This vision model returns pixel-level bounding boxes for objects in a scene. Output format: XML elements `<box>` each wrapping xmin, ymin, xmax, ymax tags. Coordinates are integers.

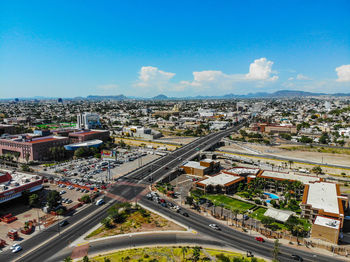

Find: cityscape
<box><xmin>1</xmin><ymin>1</ymin><xmax>350</xmax><ymax>262</ymax></box>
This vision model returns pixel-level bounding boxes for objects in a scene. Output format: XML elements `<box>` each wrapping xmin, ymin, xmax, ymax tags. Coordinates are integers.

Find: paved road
<box><xmin>1</xmin><ymin>122</ymin><xmax>245</xmax><ymax>262</ymax></box>
<box><xmin>140</xmin><ymin>199</ymin><xmax>343</xmax><ymax>262</ymax></box>
<box><xmin>8</xmin><ymin>120</ymin><xmax>344</xmax><ymax>262</ymax></box>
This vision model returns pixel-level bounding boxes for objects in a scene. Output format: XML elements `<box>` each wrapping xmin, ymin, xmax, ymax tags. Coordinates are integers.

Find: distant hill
<box><xmin>86</xmin><ymin>95</ymin><xmax>127</xmax><ymax>100</ymax></box>
<box><xmin>151</xmin><ymin>94</ymin><xmax>169</xmax><ymax>100</ymax></box>
<box><xmin>2</xmin><ymin>90</ymin><xmax>350</xmax><ymax>101</ymax></box>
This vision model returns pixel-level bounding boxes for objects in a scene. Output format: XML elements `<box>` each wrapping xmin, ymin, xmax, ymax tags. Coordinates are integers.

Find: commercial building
<box><xmin>76</xmin><ymin>113</ymin><xmax>101</xmax><ymax>129</ymax></box>
<box><xmin>181</xmin><ymin>159</ymin><xmax>220</xmax><ymax>177</ymax></box>
<box><xmin>257</xmin><ymin>170</ymin><xmax>321</xmax><ymax>184</ymax></box>
<box><xmin>122</xmin><ymin>126</ymin><xmax>162</xmax><ymax>140</ymax></box>
<box><xmin>196</xmin><ymin>172</ymin><xmax>244</xmax><ymax>194</ymax></box>
<box><xmin>311</xmin><ymin>216</ymin><xmax>341</xmax><ymax>244</ymax></box>
<box><xmin>301</xmin><ymin>181</ymin><xmax>347</xmax><ymax>227</ymax></box>
<box><xmin>0</xmin><ymin>135</ymin><xmax>69</xmax><ymax>161</ymax></box>
<box><xmin>251</xmin><ymin>123</ymin><xmax>297</xmax><ymax>134</ymax></box>
<box><xmin>64</xmin><ymin>139</ymin><xmax>103</xmax><ymax>151</ymax></box>
<box><xmin>68</xmin><ymin>130</ymin><xmax>109</xmax><ymax>143</ymax></box>
<box><xmin>0</xmin><ymin>171</ymin><xmax>43</xmax><ymax>204</ymax></box>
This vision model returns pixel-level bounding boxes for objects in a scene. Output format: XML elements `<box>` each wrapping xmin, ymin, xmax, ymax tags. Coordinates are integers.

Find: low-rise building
<box><xmin>311</xmin><ymin>216</ymin><xmax>341</xmax><ymax>244</ymax></box>
<box><xmin>0</xmin><ymin>171</ymin><xmax>43</xmax><ymax>204</ymax></box>
<box><xmin>301</xmin><ymin>181</ymin><xmax>347</xmax><ymax>227</ymax></box>
<box><xmin>0</xmin><ymin>135</ymin><xmax>69</xmax><ymax>161</ymax></box>
<box><xmin>196</xmin><ymin>172</ymin><xmax>244</xmax><ymax>194</ymax></box>
<box><xmin>68</xmin><ymin>130</ymin><xmax>109</xmax><ymax>143</ymax></box>
<box><xmin>181</xmin><ymin>159</ymin><xmax>220</xmax><ymax>177</ymax></box>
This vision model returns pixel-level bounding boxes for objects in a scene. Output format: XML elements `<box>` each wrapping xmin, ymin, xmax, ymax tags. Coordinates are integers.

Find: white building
<box><xmin>77</xmin><ymin>113</ymin><xmax>101</xmax><ymax>130</ymax></box>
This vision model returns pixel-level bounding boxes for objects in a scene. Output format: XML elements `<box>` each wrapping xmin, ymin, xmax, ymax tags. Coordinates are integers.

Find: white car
<box><xmin>12</xmin><ymin>245</ymin><xmax>22</xmax><ymax>253</ymax></box>
<box><xmin>209</xmin><ymin>224</ymin><xmax>220</xmax><ymax>230</ymax></box>
<box><xmin>10</xmin><ymin>243</ymin><xmax>20</xmax><ymax>250</ymax></box>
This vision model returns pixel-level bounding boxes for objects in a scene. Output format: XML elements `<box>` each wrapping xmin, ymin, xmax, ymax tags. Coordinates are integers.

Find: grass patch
<box><xmin>79</xmin><ymin>246</ymin><xmax>266</xmax><ymax>262</ymax></box>
<box><xmin>250</xmin><ymin>207</ymin><xmax>267</xmax><ymax>220</ymax></box>
<box><xmin>86</xmin><ymin>207</ymin><xmax>185</xmax><ymax>239</ymax></box>
<box><xmin>204</xmin><ymin>194</ymin><xmax>255</xmax><ymax>212</ymax></box>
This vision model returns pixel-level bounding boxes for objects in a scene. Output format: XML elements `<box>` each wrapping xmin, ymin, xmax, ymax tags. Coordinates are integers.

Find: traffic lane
<box><xmin>16</xmin><ymin>204</ymin><xmax>111</xmax><ymax>262</ymax></box>
<box><xmin>0</xmin><ymin>201</ymin><xmax>107</xmax><ymax>261</ymax></box>
<box><xmin>140</xmin><ymin>199</ymin><xmax>274</xmax><ymax>259</ymax></box>
<box><xmin>47</xmin><ymin>232</ymin><xmax>224</xmax><ymax>262</ymax></box>
<box><xmin>140</xmin><ymin>199</ymin><xmax>342</xmax><ymax>262</ymax></box>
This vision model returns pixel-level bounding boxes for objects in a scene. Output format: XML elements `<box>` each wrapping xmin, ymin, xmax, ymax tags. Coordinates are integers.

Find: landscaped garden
<box><xmin>203</xmin><ymin>194</ymin><xmax>255</xmax><ymax>212</ymax></box>
<box><xmin>86</xmin><ymin>203</ymin><xmax>185</xmax><ymax>239</ymax></box>
<box><xmin>75</xmin><ymin>246</ymin><xmax>266</xmax><ymax>262</ymax></box>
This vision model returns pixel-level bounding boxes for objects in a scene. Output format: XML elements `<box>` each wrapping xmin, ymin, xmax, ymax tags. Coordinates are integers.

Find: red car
<box><xmin>255</xmin><ymin>237</ymin><xmax>265</xmax><ymax>242</ymax></box>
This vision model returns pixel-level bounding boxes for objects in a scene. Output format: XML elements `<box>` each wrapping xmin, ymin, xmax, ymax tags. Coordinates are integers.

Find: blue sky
<box><xmin>0</xmin><ymin>0</ymin><xmax>349</xmax><ymax>98</ymax></box>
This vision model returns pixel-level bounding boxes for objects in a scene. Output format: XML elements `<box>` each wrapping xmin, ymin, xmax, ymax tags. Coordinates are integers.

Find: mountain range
<box><xmin>1</xmin><ymin>90</ymin><xmax>350</xmax><ymax>101</ymax></box>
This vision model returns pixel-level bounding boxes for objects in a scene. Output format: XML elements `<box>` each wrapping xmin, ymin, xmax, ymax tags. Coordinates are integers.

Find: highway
<box><xmin>1</xmin><ymin>120</ymin><xmax>344</xmax><ymax>262</ymax></box>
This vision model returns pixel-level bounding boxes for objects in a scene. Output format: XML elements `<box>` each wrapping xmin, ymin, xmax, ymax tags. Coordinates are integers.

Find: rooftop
<box><xmin>314</xmin><ymin>216</ymin><xmax>340</xmax><ymax>230</ymax></box>
<box><xmin>306</xmin><ymin>182</ymin><xmax>340</xmax><ymax>215</ymax></box>
<box><xmin>183</xmin><ymin>161</ymin><xmax>207</xmax><ymax>170</ymax></box>
<box><xmin>226</xmin><ymin>167</ymin><xmax>260</xmax><ymax>175</ymax></box>
<box><xmin>199</xmin><ymin>173</ymin><xmax>243</xmax><ymax>186</ymax></box>
<box><xmin>0</xmin><ymin>171</ymin><xmax>42</xmax><ymax>193</ymax></box>
<box><xmin>260</xmin><ymin>170</ymin><xmax>321</xmax><ymax>184</ymax></box>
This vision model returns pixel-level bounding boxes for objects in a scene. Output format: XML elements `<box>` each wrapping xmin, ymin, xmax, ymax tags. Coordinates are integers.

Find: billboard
<box><xmin>101</xmin><ymin>150</ymin><xmax>116</xmax><ymax>160</ymax></box>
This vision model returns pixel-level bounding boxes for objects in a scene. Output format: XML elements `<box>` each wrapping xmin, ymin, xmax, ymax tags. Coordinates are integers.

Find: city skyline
<box><xmin>1</xmin><ymin>1</ymin><xmax>349</xmax><ymax>98</ymax></box>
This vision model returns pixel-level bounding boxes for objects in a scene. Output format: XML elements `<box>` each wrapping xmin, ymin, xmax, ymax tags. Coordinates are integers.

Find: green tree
<box><xmin>104</xmin><ymin>258</ymin><xmax>111</xmax><ymax>262</ymax></box>
<box><xmin>29</xmin><ymin>193</ymin><xmax>39</xmax><ymax>207</ymax></box>
<box><xmin>181</xmin><ymin>246</ymin><xmax>188</xmax><ymax>261</ymax></box>
<box><xmin>101</xmin><ymin>217</ymin><xmax>113</xmax><ymax>229</ymax></box>
<box><xmin>63</xmin><ymin>257</ymin><xmax>72</xmax><ymax>262</ymax></box>
<box><xmin>185</xmin><ymin>196</ymin><xmax>194</xmax><ymax>206</ymax></box>
<box><xmin>311</xmin><ymin>166</ymin><xmax>322</xmax><ymax>176</ymax></box>
<box><xmin>83</xmin><ymin>256</ymin><xmax>90</xmax><ymax>262</ymax></box>
<box><xmin>191</xmin><ymin>246</ymin><xmax>201</xmax><ymax>262</ymax></box>
<box><xmin>272</xmin><ymin>239</ymin><xmax>280</xmax><ymax>262</ymax></box>
<box><xmin>80</xmin><ymin>194</ymin><xmax>91</xmax><ymax>203</ymax></box>
<box><xmin>47</xmin><ymin>190</ymin><xmax>61</xmax><ymax>209</ymax></box>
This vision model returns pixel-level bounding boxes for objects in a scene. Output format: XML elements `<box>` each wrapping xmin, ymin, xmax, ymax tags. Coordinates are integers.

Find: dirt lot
<box><xmin>0</xmin><ymin>182</ymin><xmax>88</xmax><ymax>251</ymax></box>
<box><xmin>86</xmin><ymin>208</ymin><xmax>185</xmax><ymax>240</ymax></box>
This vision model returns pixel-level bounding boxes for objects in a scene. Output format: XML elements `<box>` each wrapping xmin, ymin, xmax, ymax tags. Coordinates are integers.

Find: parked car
<box><xmin>96</xmin><ymin>199</ymin><xmax>105</xmax><ymax>206</ymax></box>
<box><xmin>182</xmin><ymin>212</ymin><xmax>189</xmax><ymax>217</ymax></box>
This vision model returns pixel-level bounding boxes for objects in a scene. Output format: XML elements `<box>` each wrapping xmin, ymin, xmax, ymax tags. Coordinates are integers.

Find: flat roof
<box><xmin>314</xmin><ymin>216</ymin><xmax>340</xmax><ymax>230</ymax></box>
<box><xmin>65</xmin><ymin>139</ymin><xmax>103</xmax><ymax>147</ymax></box>
<box><xmin>260</xmin><ymin>170</ymin><xmax>321</xmax><ymax>184</ymax></box>
<box><xmin>199</xmin><ymin>173</ymin><xmax>242</xmax><ymax>186</ymax></box>
<box><xmin>264</xmin><ymin>208</ymin><xmax>293</xmax><ymax>223</ymax></box>
<box><xmin>0</xmin><ymin>171</ymin><xmax>42</xmax><ymax>193</ymax></box>
<box><xmin>306</xmin><ymin>182</ymin><xmax>340</xmax><ymax>215</ymax></box>
<box><xmin>226</xmin><ymin>167</ymin><xmax>260</xmax><ymax>175</ymax></box>
<box><xmin>183</xmin><ymin>161</ymin><xmax>207</xmax><ymax>170</ymax></box>
<box><xmin>27</xmin><ymin>136</ymin><xmax>67</xmax><ymax>144</ymax></box>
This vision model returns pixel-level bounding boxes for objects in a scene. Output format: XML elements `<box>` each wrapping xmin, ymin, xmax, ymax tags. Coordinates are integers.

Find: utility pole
<box><xmin>37</xmin><ymin>209</ymin><xmax>41</xmax><ymax>231</ymax></box>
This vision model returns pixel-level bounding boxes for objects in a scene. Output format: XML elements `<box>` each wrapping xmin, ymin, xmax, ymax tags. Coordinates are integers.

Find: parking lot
<box><xmin>41</xmin><ymin>150</ymin><xmax>161</xmax><ymax>183</ymax></box>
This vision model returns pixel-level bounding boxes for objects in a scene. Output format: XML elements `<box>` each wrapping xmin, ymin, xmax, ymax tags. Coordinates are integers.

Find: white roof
<box><xmin>264</xmin><ymin>208</ymin><xmax>293</xmax><ymax>223</ymax></box>
<box><xmin>200</xmin><ymin>173</ymin><xmax>241</xmax><ymax>186</ymax></box>
<box><xmin>227</xmin><ymin>168</ymin><xmax>260</xmax><ymax>175</ymax></box>
<box><xmin>183</xmin><ymin>161</ymin><xmax>206</xmax><ymax>170</ymax></box>
<box><xmin>306</xmin><ymin>182</ymin><xmax>340</xmax><ymax>215</ymax></box>
<box><xmin>261</xmin><ymin>171</ymin><xmax>320</xmax><ymax>184</ymax></box>
<box><xmin>314</xmin><ymin>216</ymin><xmax>340</xmax><ymax>230</ymax></box>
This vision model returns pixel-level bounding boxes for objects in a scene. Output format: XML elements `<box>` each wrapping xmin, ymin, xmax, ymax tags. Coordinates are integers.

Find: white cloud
<box><xmin>288</xmin><ymin>77</ymin><xmax>294</xmax><ymax>81</ymax></box>
<box><xmin>296</xmin><ymin>74</ymin><xmax>311</xmax><ymax>80</ymax></box>
<box><xmin>136</xmin><ymin>66</ymin><xmax>175</xmax><ymax>89</ymax></box>
<box><xmin>245</xmin><ymin>58</ymin><xmax>278</xmax><ymax>81</ymax></box>
<box><xmin>336</xmin><ymin>65</ymin><xmax>350</xmax><ymax>82</ymax></box>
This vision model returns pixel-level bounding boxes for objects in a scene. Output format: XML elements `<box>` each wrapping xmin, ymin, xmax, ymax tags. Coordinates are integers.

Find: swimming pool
<box><xmin>264</xmin><ymin>192</ymin><xmax>279</xmax><ymax>200</ymax></box>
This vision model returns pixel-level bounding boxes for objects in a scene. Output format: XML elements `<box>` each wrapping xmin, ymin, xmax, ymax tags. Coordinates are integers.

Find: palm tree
<box><xmin>181</xmin><ymin>246</ymin><xmax>188</xmax><ymax>261</ymax></box>
<box><xmin>288</xmin><ymin>160</ymin><xmax>293</xmax><ymax>169</ymax></box>
<box><xmin>232</xmin><ymin>209</ymin><xmax>239</xmax><ymax>227</ymax></box>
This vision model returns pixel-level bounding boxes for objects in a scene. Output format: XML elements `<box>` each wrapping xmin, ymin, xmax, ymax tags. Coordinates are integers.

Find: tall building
<box><xmin>76</xmin><ymin>113</ymin><xmax>101</xmax><ymax>130</ymax></box>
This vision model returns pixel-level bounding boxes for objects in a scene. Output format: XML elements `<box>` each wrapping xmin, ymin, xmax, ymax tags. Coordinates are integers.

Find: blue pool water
<box><xmin>264</xmin><ymin>192</ymin><xmax>279</xmax><ymax>200</ymax></box>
